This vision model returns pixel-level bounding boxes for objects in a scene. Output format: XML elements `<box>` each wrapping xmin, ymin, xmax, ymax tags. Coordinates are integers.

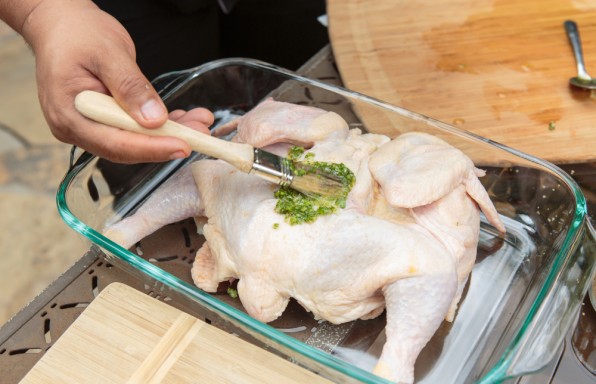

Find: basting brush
<box><xmin>75</xmin><ymin>91</ymin><xmax>347</xmax><ymax>198</ymax></box>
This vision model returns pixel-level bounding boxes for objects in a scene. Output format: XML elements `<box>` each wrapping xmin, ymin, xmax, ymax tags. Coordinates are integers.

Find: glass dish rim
<box><xmin>57</xmin><ymin>58</ymin><xmax>592</xmax><ymax>383</ymax></box>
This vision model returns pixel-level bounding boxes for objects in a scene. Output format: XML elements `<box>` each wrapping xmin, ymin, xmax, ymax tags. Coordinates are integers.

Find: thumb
<box><xmin>95</xmin><ymin>50</ymin><xmax>168</xmax><ymax>128</ymax></box>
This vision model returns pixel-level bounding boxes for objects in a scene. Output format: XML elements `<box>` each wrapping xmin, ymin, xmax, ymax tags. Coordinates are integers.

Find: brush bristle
<box><xmin>290</xmin><ymin>172</ymin><xmax>345</xmax><ymax>197</ymax></box>
<box><xmin>249</xmin><ymin>149</ymin><xmax>350</xmax><ymax>197</ymax></box>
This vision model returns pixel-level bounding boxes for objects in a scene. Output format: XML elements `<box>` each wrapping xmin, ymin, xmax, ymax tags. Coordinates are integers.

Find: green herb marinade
<box><xmin>287</xmin><ymin>146</ymin><xmax>305</xmax><ymax>160</ymax></box>
<box><xmin>227</xmin><ymin>286</ymin><xmax>238</xmax><ymax>299</ymax></box>
<box><xmin>274</xmin><ymin>146</ymin><xmax>355</xmax><ymax>225</ymax></box>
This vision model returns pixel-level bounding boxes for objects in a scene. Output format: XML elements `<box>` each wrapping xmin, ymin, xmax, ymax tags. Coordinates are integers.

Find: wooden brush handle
<box><xmin>74</xmin><ymin>90</ymin><xmax>254</xmax><ymax>172</ymax></box>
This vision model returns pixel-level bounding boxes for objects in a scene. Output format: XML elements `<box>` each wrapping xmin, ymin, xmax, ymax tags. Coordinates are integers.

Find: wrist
<box><xmin>0</xmin><ymin>0</ymin><xmax>43</xmax><ymax>33</ymax></box>
<box><xmin>20</xmin><ymin>0</ymin><xmax>99</xmax><ymax>52</ymax></box>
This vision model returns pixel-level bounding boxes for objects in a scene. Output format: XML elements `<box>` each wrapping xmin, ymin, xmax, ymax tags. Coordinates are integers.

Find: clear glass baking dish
<box><xmin>57</xmin><ymin>59</ymin><xmax>596</xmax><ymax>383</ymax></box>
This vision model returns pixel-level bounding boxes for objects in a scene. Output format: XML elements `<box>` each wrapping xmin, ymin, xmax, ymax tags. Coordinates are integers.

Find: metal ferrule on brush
<box><xmin>250</xmin><ymin>148</ymin><xmax>294</xmax><ymax>187</ymax></box>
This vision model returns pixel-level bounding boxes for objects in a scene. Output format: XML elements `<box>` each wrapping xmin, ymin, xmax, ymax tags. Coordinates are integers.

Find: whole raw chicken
<box><xmin>105</xmin><ymin>99</ymin><xmax>505</xmax><ymax>384</ymax></box>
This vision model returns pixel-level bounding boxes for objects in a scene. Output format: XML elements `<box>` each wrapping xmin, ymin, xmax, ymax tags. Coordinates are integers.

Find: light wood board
<box><xmin>328</xmin><ymin>0</ymin><xmax>596</xmax><ymax>163</ymax></box>
<box><xmin>19</xmin><ymin>282</ymin><xmax>332</xmax><ymax>384</ymax></box>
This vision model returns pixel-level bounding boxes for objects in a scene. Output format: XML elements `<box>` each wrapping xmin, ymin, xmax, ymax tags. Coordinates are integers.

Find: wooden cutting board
<box><xmin>328</xmin><ymin>0</ymin><xmax>596</xmax><ymax>163</ymax></box>
<box><xmin>19</xmin><ymin>283</ymin><xmax>332</xmax><ymax>384</ymax></box>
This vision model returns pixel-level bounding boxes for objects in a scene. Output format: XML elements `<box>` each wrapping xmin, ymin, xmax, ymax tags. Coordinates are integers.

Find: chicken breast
<box><xmin>104</xmin><ymin>99</ymin><xmax>505</xmax><ymax>384</ymax></box>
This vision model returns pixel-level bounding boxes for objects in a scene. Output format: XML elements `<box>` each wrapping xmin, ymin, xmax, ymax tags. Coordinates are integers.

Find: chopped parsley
<box><xmin>274</xmin><ymin>146</ymin><xmax>355</xmax><ymax>225</ymax></box>
<box><xmin>227</xmin><ymin>286</ymin><xmax>238</xmax><ymax>299</ymax></box>
<box><xmin>287</xmin><ymin>146</ymin><xmax>305</xmax><ymax>160</ymax></box>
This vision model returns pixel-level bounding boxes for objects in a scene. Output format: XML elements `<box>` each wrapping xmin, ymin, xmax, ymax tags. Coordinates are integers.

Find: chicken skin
<box><xmin>104</xmin><ymin>99</ymin><xmax>505</xmax><ymax>384</ymax></box>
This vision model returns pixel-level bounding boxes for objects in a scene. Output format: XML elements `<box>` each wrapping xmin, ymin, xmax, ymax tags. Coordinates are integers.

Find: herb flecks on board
<box><xmin>274</xmin><ymin>146</ymin><xmax>355</xmax><ymax>225</ymax></box>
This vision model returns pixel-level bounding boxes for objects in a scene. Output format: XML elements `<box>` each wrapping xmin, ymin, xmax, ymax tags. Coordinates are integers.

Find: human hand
<box><xmin>21</xmin><ymin>0</ymin><xmax>213</xmax><ymax>163</ymax></box>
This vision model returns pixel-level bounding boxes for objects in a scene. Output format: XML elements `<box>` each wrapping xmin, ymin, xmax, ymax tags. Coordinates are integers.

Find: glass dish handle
<box><xmin>152</xmin><ymin>70</ymin><xmax>191</xmax><ymax>95</ymax></box>
<box><xmin>498</xmin><ymin>223</ymin><xmax>596</xmax><ymax>381</ymax></box>
<box><xmin>67</xmin><ymin>145</ymin><xmax>94</xmax><ymax>173</ymax></box>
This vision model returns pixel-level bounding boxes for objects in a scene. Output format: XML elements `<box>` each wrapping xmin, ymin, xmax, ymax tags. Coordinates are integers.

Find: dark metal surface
<box><xmin>515</xmin><ymin>295</ymin><xmax>595</xmax><ymax>384</ymax></box>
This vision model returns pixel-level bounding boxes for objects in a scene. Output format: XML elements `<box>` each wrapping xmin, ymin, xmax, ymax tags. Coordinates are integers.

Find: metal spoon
<box><xmin>564</xmin><ymin>20</ymin><xmax>596</xmax><ymax>90</ymax></box>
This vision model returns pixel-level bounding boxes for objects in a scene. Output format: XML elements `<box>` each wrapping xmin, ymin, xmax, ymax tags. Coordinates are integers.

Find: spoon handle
<box><xmin>564</xmin><ymin>20</ymin><xmax>591</xmax><ymax>80</ymax></box>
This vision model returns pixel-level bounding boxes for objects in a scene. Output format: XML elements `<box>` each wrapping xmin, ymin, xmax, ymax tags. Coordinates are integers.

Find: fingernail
<box><xmin>141</xmin><ymin>98</ymin><xmax>166</xmax><ymax>121</ymax></box>
<box><xmin>169</xmin><ymin>151</ymin><xmax>187</xmax><ymax>160</ymax></box>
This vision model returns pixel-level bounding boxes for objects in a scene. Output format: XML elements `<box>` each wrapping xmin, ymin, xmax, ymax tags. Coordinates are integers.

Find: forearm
<box><xmin>0</xmin><ymin>0</ymin><xmax>45</xmax><ymax>33</ymax></box>
<box><xmin>0</xmin><ymin>0</ymin><xmax>99</xmax><ymax>50</ymax></box>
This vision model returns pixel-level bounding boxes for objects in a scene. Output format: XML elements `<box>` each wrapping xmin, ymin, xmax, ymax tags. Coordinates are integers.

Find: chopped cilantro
<box><xmin>227</xmin><ymin>286</ymin><xmax>238</xmax><ymax>299</ymax></box>
<box><xmin>274</xmin><ymin>147</ymin><xmax>355</xmax><ymax>225</ymax></box>
<box><xmin>287</xmin><ymin>146</ymin><xmax>305</xmax><ymax>160</ymax></box>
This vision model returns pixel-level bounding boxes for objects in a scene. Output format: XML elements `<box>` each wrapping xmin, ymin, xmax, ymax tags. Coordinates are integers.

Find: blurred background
<box><xmin>0</xmin><ymin>21</ymin><xmax>88</xmax><ymax>324</ymax></box>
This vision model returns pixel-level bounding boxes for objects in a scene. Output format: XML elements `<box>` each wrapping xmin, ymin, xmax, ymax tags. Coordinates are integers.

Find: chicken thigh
<box><xmin>104</xmin><ymin>99</ymin><xmax>505</xmax><ymax>384</ymax></box>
